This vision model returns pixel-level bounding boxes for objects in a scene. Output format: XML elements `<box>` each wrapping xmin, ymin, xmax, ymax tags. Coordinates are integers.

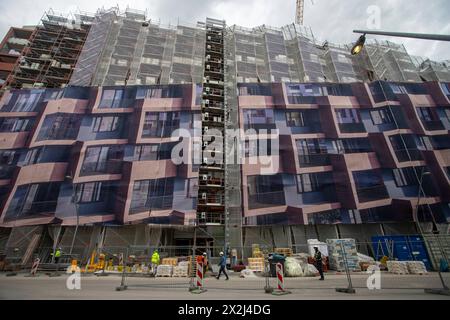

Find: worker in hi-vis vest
<box><xmin>151</xmin><ymin>249</ymin><xmax>160</xmax><ymax>275</ymax></box>
<box><xmin>51</xmin><ymin>248</ymin><xmax>62</xmax><ymax>264</ymax></box>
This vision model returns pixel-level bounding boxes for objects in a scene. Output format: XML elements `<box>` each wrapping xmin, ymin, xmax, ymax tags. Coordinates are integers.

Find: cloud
<box><xmin>0</xmin><ymin>0</ymin><xmax>448</xmax><ymax>61</ymax></box>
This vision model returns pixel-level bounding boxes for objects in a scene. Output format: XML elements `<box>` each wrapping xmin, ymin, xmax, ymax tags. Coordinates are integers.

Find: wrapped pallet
<box><xmin>156</xmin><ymin>265</ymin><xmax>173</xmax><ymax>277</ymax></box>
<box><xmin>406</xmin><ymin>261</ymin><xmax>427</xmax><ymax>275</ymax></box>
<box><xmin>247</xmin><ymin>257</ymin><xmax>265</xmax><ymax>272</ymax></box>
<box><xmin>386</xmin><ymin>261</ymin><xmax>409</xmax><ymax>274</ymax></box>
<box><xmin>173</xmin><ymin>265</ymin><xmax>189</xmax><ymax>277</ymax></box>
<box><xmin>327</xmin><ymin>239</ymin><xmax>360</xmax><ymax>272</ymax></box>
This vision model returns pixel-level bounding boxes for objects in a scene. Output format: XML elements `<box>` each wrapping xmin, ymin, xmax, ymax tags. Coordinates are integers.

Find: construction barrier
<box><xmin>30</xmin><ymin>258</ymin><xmax>40</xmax><ymax>276</ymax></box>
<box><xmin>197</xmin><ymin>262</ymin><xmax>204</xmax><ymax>289</ymax></box>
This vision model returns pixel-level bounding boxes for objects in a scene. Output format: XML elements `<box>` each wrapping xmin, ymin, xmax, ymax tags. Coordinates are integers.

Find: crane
<box><xmin>295</xmin><ymin>0</ymin><xmax>315</xmax><ymax>25</ymax></box>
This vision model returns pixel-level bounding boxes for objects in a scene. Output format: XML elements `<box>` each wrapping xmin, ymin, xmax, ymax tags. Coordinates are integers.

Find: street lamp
<box><xmin>66</xmin><ymin>174</ymin><xmax>79</xmax><ymax>256</ymax></box>
<box><xmin>351</xmin><ymin>34</ymin><xmax>366</xmax><ymax>56</ymax></box>
<box><xmin>350</xmin><ymin>30</ymin><xmax>450</xmax><ymax>56</ymax></box>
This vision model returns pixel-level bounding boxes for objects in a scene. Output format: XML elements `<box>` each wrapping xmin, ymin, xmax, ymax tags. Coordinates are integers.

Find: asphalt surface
<box><xmin>1</xmin><ymin>272</ymin><xmax>449</xmax><ymax>300</ymax></box>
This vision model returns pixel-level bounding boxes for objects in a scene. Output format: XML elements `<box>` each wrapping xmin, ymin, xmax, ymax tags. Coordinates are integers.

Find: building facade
<box><xmin>0</xmin><ymin>7</ymin><xmax>450</xmax><ymax>259</ymax></box>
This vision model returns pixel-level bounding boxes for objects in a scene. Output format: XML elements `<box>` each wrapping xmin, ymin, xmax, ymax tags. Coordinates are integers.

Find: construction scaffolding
<box><xmin>6</xmin><ymin>9</ymin><xmax>92</xmax><ymax>89</ymax></box>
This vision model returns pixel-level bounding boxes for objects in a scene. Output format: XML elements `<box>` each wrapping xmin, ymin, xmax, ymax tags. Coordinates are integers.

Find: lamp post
<box><xmin>414</xmin><ymin>169</ymin><xmax>450</xmax><ymax>296</ymax></box>
<box><xmin>66</xmin><ymin>175</ymin><xmax>79</xmax><ymax>256</ymax></box>
<box><xmin>350</xmin><ymin>30</ymin><xmax>450</xmax><ymax>55</ymax></box>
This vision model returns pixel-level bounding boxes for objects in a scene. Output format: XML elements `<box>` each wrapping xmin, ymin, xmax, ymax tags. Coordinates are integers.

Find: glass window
<box><xmin>370</xmin><ymin>108</ymin><xmax>394</xmax><ymax>125</ymax></box>
<box><xmin>75</xmin><ymin>182</ymin><xmax>104</xmax><ymax>203</ymax></box>
<box><xmin>187</xmin><ymin>178</ymin><xmax>198</xmax><ymax>198</ymax></box>
<box><xmin>353</xmin><ymin>170</ymin><xmax>384</xmax><ymax>189</ymax></box>
<box><xmin>417</xmin><ymin>107</ymin><xmax>435</xmax><ymax>122</ymax></box>
<box><xmin>99</xmin><ymin>89</ymin><xmax>124</xmax><ymax>108</ymax></box>
<box><xmin>243</xmin><ymin>109</ymin><xmax>275</xmax><ymax>130</ymax></box>
<box><xmin>335</xmin><ymin>108</ymin><xmax>361</xmax><ymax>124</ymax></box>
<box><xmin>37</xmin><ymin>114</ymin><xmax>81</xmax><ymax>141</ymax></box>
<box><xmin>11</xmin><ymin>92</ymin><xmax>42</xmax><ymax>112</ymax></box>
<box><xmin>392</xmin><ymin>167</ymin><xmax>419</xmax><ymax>187</ymax></box>
<box><xmin>142</xmin><ymin>112</ymin><xmax>180</xmax><ymax>138</ymax></box>
<box><xmin>92</xmin><ymin>116</ymin><xmax>120</xmax><ymax>133</ymax></box>
<box><xmin>296</xmin><ymin>173</ymin><xmax>319</xmax><ymax>193</ymax></box>
<box><xmin>0</xmin><ymin>118</ymin><xmax>32</xmax><ymax>132</ymax></box>
<box><xmin>286</xmin><ymin>111</ymin><xmax>305</xmax><ymax>127</ymax></box>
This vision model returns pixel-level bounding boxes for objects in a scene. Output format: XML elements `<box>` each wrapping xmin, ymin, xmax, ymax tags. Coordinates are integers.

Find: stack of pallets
<box><xmin>247</xmin><ymin>258</ymin><xmax>265</xmax><ymax>272</ymax></box>
<box><xmin>161</xmin><ymin>258</ymin><xmax>178</xmax><ymax>266</ymax></box>
<box><xmin>406</xmin><ymin>261</ymin><xmax>427</xmax><ymax>275</ymax></box>
<box><xmin>275</xmin><ymin>248</ymin><xmax>293</xmax><ymax>257</ymax></box>
<box><xmin>173</xmin><ymin>261</ymin><xmax>190</xmax><ymax>277</ymax></box>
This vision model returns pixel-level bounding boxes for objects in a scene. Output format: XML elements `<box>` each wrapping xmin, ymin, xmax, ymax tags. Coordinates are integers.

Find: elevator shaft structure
<box><xmin>197</xmin><ymin>18</ymin><xmax>226</xmax><ymax>227</ymax></box>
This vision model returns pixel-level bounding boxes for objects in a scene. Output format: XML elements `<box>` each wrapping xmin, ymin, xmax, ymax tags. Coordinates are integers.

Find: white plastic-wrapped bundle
<box><xmin>386</xmin><ymin>261</ymin><xmax>409</xmax><ymax>274</ymax></box>
<box><xmin>173</xmin><ymin>265</ymin><xmax>189</xmax><ymax>277</ymax></box>
<box><xmin>156</xmin><ymin>265</ymin><xmax>173</xmax><ymax>277</ymax></box>
<box><xmin>285</xmin><ymin>257</ymin><xmax>303</xmax><ymax>277</ymax></box>
<box><xmin>240</xmin><ymin>269</ymin><xmax>257</xmax><ymax>278</ymax></box>
<box><xmin>303</xmin><ymin>264</ymin><xmax>319</xmax><ymax>277</ymax></box>
<box><xmin>406</xmin><ymin>261</ymin><xmax>427</xmax><ymax>274</ymax></box>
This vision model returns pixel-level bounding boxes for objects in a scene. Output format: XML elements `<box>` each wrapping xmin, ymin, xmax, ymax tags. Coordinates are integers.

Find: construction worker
<box><xmin>314</xmin><ymin>247</ymin><xmax>324</xmax><ymax>280</ymax></box>
<box><xmin>151</xmin><ymin>249</ymin><xmax>160</xmax><ymax>276</ymax></box>
<box><xmin>202</xmin><ymin>252</ymin><xmax>208</xmax><ymax>276</ymax></box>
<box><xmin>216</xmin><ymin>251</ymin><xmax>229</xmax><ymax>280</ymax></box>
<box><xmin>54</xmin><ymin>247</ymin><xmax>62</xmax><ymax>264</ymax></box>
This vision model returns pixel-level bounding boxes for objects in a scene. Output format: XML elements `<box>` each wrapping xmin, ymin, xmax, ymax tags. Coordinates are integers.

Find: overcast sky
<box><xmin>1</xmin><ymin>0</ymin><xmax>449</xmax><ymax>61</ymax></box>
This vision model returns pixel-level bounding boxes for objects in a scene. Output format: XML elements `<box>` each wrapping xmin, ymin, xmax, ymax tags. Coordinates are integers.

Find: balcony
<box><xmin>199</xmin><ymin>177</ymin><xmax>224</xmax><ymax>187</ymax></box>
<box><xmin>338</xmin><ymin>122</ymin><xmax>366</xmax><ymax>133</ymax></box>
<box><xmin>0</xmin><ymin>165</ymin><xmax>16</xmax><ymax>179</ymax></box>
<box><xmin>80</xmin><ymin>160</ymin><xmax>123</xmax><ymax>176</ymax></box>
<box><xmin>356</xmin><ymin>185</ymin><xmax>389</xmax><ymax>203</ymax></box>
<box><xmin>248</xmin><ymin>191</ymin><xmax>285</xmax><ymax>209</ymax></box>
<box><xmin>298</xmin><ymin>154</ymin><xmax>330</xmax><ymax>167</ymax></box>
<box><xmin>421</xmin><ymin>120</ymin><xmax>445</xmax><ymax>131</ymax></box>
<box><xmin>394</xmin><ymin>149</ymin><xmax>423</xmax><ymax>162</ymax></box>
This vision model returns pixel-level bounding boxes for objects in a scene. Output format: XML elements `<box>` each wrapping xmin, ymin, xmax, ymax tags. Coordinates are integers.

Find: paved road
<box><xmin>1</xmin><ymin>272</ymin><xmax>449</xmax><ymax>300</ymax></box>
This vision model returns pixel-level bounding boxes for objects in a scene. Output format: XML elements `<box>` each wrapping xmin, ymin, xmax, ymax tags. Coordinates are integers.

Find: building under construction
<box><xmin>0</xmin><ymin>6</ymin><xmax>449</xmax><ymax>267</ymax></box>
<box><xmin>6</xmin><ymin>10</ymin><xmax>92</xmax><ymax>90</ymax></box>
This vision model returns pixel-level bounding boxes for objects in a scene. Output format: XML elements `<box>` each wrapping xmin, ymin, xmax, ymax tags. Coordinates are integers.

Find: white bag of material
<box><xmin>240</xmin><ymin>268</ymin><xmax>257</xmax><ymax>278</ymax></box>
<box><xmin>303</xmin><ymin>264</ymin><xmax>319</xmax><ymax>277</ymax></box>
<box><xmin>285</xmin><ymin>257</ymin><xmax>303</xmax><ymax>277</ymax></box>
<box><xmin>357</xmin><ymin>253</ymin><xmax>375</xmax><ymax>263</ymax></box>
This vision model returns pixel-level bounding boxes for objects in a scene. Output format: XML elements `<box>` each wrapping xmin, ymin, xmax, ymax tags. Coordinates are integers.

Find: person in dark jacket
<box><xmin>314</xmin><ymin>247</ymin><xmax>324</xmax><ymax>280</ymax></box>
<box><xmin>216</xmin><ymin>251</ymin><xmax>229</xmax><ymax>280</ymax></box>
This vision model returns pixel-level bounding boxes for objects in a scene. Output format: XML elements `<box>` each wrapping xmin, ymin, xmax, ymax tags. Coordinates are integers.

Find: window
<box><xmin>37</xmin><ymin>114</ymin><xmax>81</xmax><ymax>141</ymax></box>
<box><xmin>392</xmin><ymin>167</ymin><xmax>419</xmax><ymax>187</ymax></box>
<box><xmin>243</xmin><ymin>109</ymin><xmax>275</xmax><ymax>130</ymax></box>
<box><xmin>75</xmin><ymin>182</ymin><xmax>104</xmax><ymax>203</ymax></box>
<box><xmin>238</xmin><ymin>84</ymin><xmax>272</xmax><ymax>96</ymax></box>
<box><xmin>296</xmin><ymin>139</ymin><xmax>329</xmax><ymax>166</ymax></box>
<box><xmin>444</xmin><ymin>109</ymin><xmax>450</xmax><ymax>121</ymax></box>
<box><xmin>330</xmin><ymin>138</ymin><xmax>372</xmax><ymax>154</ymax></box>
<box><xmin>247</xmin><ymin>174</ymin><xmax>285</xmax><ymax>209</ymax></box>
<box><xmin>286</xmin><ymin>111</ymin><xmax>305</xmax><ymax>127</ymax></box>
<box><xmin>296</xmin><ymin>174</ymin><xmax>320</xmax><ymax>193</ymax></box>
<box><xmin>353</xmin><ymin>170</ymin><xmax>384</xmax><ymax>189</ymax></box>
<box><xmin>142</xmin><ymin>112</ymin><xmax>180</xmax><ymax>137</ymax></box>
<box><xmin>244</xmin><ymin>139</ymin><xmax>273</xmax><ymax>157</ymax></box>
<box><xmin>335</xmin><ymin>108</ymin><xmax>361</xmax><ymax>124</ymax></box>
<box><xmin>92</xmin><ymin>116</ymin><xmax>120</xmax><ymax>133</ymax></box>
<box><xmin>99</xmin><ymin>89</ymin><xmax>125</xmax><ymax>108</ymax></box>
<box><xmin>5</xmin><ymin>183</ymin><xmax>61</xmax><ymax>220</ymax></box>
<box><xmin>417</xmin><ymin>107</ymin><xmax>435</xmax><ymax>122</ymax></box>
<box><xmin>370</xmin><ymin>108</ymin><xmax>394</xmax><ymax>125</ymax></box>
<box><xmin>81</xmin><ymin>145</ymin><xmax>124</xmax><ymax>175</ymax></box>
<box><xmin>11</xmin><ymin>92</ymin><xmax>42</xmax><ymax>112</ymax></box>
<box><xmin>445</xmin><ymin>167</ymin><xmax>450</xmax><ymax>180</ymax></box>
<box><xmin>0</xmin><ymin>118</ymin><xmax>32</xmax><ymax>132</ymax></box>
<box><xmin>130</xmin><ymin>178</ymin><xmax>174</xmax><ymax>212</ymax></box>
<box><xmin>136</xmin><ymin>85</ymin><xmax>183</xmax><ymax>99</ymax></box>
<box><xmin>133</xmin><ymin>143</ymin><xmax>175</xmax><ymax>161</ymax></box>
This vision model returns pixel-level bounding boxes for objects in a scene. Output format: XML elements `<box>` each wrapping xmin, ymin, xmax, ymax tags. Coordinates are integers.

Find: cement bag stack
<box><xmin>173</xmin><ymin>261</ymin><xmax>189</xmax><ymax>277</ymax></box>
<box><xmin>386</xmin><ymin>261</ymin><xmax>409</xmax><ymax>274</ymax></box>
<box><xmin>285</xmin><ymin>257</ymin><xmax>303</xmax><ymax>277</ymax></box>
<box><xmin>327</xmin><ymin>239</ymin><xmax>360</xmax><ymax>272</ymax></box>
<box><xmin>406</xmin><ymin>261</ymin><xmax>427</xmax><ymax>275</ymax></box>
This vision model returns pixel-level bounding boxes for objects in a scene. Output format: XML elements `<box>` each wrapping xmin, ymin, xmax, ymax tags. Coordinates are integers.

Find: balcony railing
<box><xmin>130</xmin><ymin>195</ymin><xmax>174</xmax><ymax>213</ymax></box>
<box><xmin>80</xmin><ymin>160</ymin><xmax>123</xmax><ymax>176</ymax></box>
<box><xmin>298</xmin><ymin>154</ymin><xmax>330</xmax><ymax>167</ymax></box>
<box><xmin>356</xmin><ymin>185</ymin><xmax>389</xmax><ymax>203</ymax></box>
<box><xmin>198</xmin><ymin>194</ymin><xmax>224</xmax><ymax>206</ymax></box>
<box><xmin>394</xmin><ymin>149</ymin><xmax>423</xmax><ymax>162</ymax></box>
<box><xmin>422</xmin><ymin>120</ymin><xmax>445</xmax><ymax>131</ymax></box>
<box><xmin>338</xmin><ymin>122</ymin><xmax>366</xmax><ymax>133</ymax></box>
<box><xmin>248</xmin><ymin>191</ymin><xmax>286</xmax><ymax>209</ymax></box>
<box><xmin>199</xmin><ymin>178</ymin><xmax>224</xmax><ymax>187</ymax></box>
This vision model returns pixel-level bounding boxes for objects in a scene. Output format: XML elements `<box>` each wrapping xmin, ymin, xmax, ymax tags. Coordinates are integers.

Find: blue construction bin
<box><xmin>371</xmin><ymin>235</ymin><xmax>432</xmax><ymax>270</ymax></box>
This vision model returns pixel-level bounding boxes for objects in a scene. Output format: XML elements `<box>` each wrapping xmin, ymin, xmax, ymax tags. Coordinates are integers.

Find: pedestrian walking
<box><xmin>216</xmin><ymin>251</ymin><xmax>229</xmax><ymax>280</ymax></box>
<box><xmin>314</xmin><ymin>247</ymin><xmax>324</xmax><ymax>280</ymax></box>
